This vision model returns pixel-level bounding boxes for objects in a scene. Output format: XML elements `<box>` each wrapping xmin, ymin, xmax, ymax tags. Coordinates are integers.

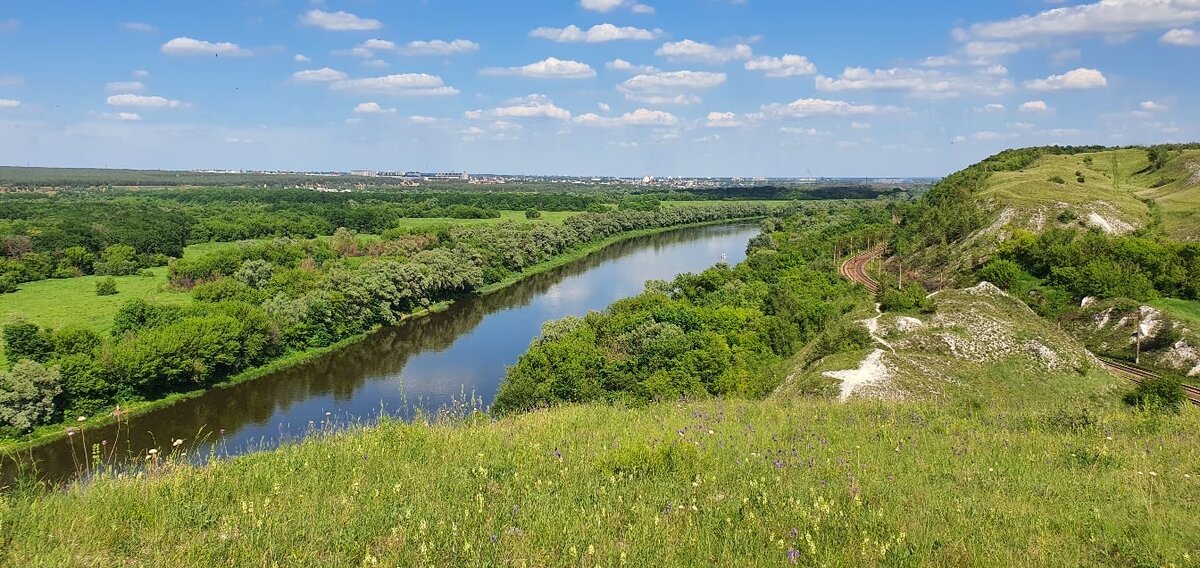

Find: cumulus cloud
<box><xmin>292</xmin><ymin>67</ymin><xmax>348</xmax><ymax>82</ymax></box>
<box><xmin>1161</xmin><ymin>28</ymin><xmax>1200</xmax><ymax>45</ymax></box>
<box><xmin>359</xmin><ymin>38</ymin><xmax>397</xmax><ymax>51</ymax></box>
<box><xmin>573</xmin><ymin>108</ymin><xmax>679</xmax><ymax>127</ymax></box>
<box><xmin>106</xmin><ymin>81</ymin><xmax>145</xmax><ymax>93</ymax></box>
<box><xmin>99</xmin><ymin>111</ymin><xmax>142</xmax><ymax>121</ymax></box>
<box><xmin>815</xmin><ymin>67</ymin><xmax>1013</xmax><ymax>98</ymax></box>
<box><xmin>106</xmin><ymin>94</ymin><xmax>187</xmax><ymax>108</ymax></box>
<box><xmin>982</xmin><ymin>103</ymin><xmax>1006</xmax><ymax>112</ymax></box>
<box><xmin>299</xmin><ymin>9</ymin><xmax>382</xmax><ymax>31</ymax></box>
<box><xmin>656</xmin><ymin>40</ymin><xmax>753</xmax><ymax>63</ymax></box>
<box><xmin>758</xmin><ymin>98</ymin><xmax>901</xmax><ymax>119</ymax></box>
<box><xmin>605</xmin><ymin>59</ymin><xmax>659</xmax><ymax>73</ymax></box>
<box><xmin>1019</xmin><ymin>100</ymin><xmax>1051</xmax><ymax>112</ymax></box>
<box><xmin>409</xmin><ymin>116</ymin><xmax>440</xmax><ymax>124</ymax></box>
<box><xmin>353</xmin><ymin>102</ymin><xmax>396</xmax><ymax>114</ymax></box>
<box><xmin>481</xmin><ymin>57</ymin><xmax>596</xmax><ymax>79</ymax></box>
<box><xmin>616</xmin><ymin>70</ymin><xmax>727</xmax><ymax>105</ymax></box>
<box><xmin>744</xmin><ymin>54</ymin><xmax>817</xmax><ymax>77</ymax></box>
<box><xmin>294</xmin><ymin>54</ymin><xmax>311</xmax><ymax>62</ymax></box>
<box><xmin>966</xmin><ymin>0</ymin><xmax>1200</xmax><ymax>39</ymax></box>
<box><xmin>705</xmin><ymin>111</ymin><xmax>742</xmax><ymax>127</ymax></box>
<box><xmin>0</xmin><ymin>99</ymin><xmax>20</xmax><ymax>109</ymax></box>
<box><xmin>465</xmin><ymin>94</ymin><xmax>573</xmax><ymax>120</ymax></box>
<box><xmin>580</xmin><ymin>0</ymin><xmax>654</xmax><ymax>14</ymax></box>
<box><xmin>530</xmin><ymin>24</ymin><xmax>662</xmax><ymax>43</ymax></box>
<box><xmin>132</xmin><ymin>70</ymin><xmax>150</xmax><ymax>78</ymax></box>
<box><xmin>331</xmin><ymin>74</ymin><xmax>459</xmax><ymax>96</ymax></box>
<box><xmin>402</xmin><ymin>39</ymin><xmax>479</xmax><ymax>55</ymax></box>
<box><xmin>123</xmin><ymin>22</ymin><xmax>156</xmax><ymax>33</ymax></box>
<box><xmin>1140</xmin><ymin>100</ymin><xmax>1169</xmax><ymax>111</ymax></box>
<box><xmin>1024</xmin><ymin>67</ymin><xmax>1107</xmax><ymax>90</ymax></box>
<box><xmin>161</xmin><ymin>37</ymin><xmax>250</xmax><ymax>56</ymax></box>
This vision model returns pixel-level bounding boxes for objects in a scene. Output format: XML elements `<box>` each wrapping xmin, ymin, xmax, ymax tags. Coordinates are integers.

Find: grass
<box><xmin>1151</xmin><ymin>297</ymin><xmax>1200</xmax><ymax>328</ymax></box>
<box><xmin>4</xmin><ymin>389</ymin><xmax>1197</xmax><ymax>566</ymax></box>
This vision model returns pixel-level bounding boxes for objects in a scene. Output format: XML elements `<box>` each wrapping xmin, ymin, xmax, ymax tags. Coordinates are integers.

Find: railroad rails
<box><xmin>838</xmin><ymin>245</ymin><xmax>885</xmax><ymax>295</ymax></box>
<box><xmin>1099</xmin><ymin>357</ymin><xmax>1200</xmax><ymax>405</ymax></box>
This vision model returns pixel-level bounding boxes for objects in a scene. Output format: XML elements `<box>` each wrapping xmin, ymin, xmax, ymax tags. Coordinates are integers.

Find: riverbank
<box><xmin>0</xmin><ymin>216</ymin><xmax>766</xmax><ymax>457</ymax></box>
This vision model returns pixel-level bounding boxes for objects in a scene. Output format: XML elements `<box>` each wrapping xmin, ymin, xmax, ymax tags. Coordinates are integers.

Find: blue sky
<box><xmin>0</xmin><ymin>0</ymin><xmax>1197</xmax><ymax>177</ymax></box>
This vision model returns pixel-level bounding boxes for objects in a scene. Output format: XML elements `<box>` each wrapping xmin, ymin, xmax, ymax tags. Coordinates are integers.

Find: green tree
<box><xmin>95</xmin><ymin>277</ymin><xmax>118</xmax><ymax>296</ymax></box>
<box><xmin>3</xmin><ymin>321</ymin><xmax>54</xmax><ymax>363</ymax></box>
<box><xmin>93</xmin><ymin>244</ymin><xmax>139</xmax><ymax>276</ymax></box>
<box><xmin>0</xmin><ymin>360</ymin><xmax>62</xmax><ymax>432</ymax></box>
<box><xmin>525</xmin><ymin>208</ymin><xmax>542</xmax><ymax>220</ymax></box>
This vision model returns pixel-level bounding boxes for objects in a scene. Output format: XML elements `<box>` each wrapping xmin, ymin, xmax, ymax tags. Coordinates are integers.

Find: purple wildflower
<box><xmin>787</xmin><ymin>548</ymin><xmax>800</xmax><ymax>564</ymax></box>
<box><xmin>553</xmin><ymin>447</ymin><xmax>562</xmax><ymax>460</ymax></box>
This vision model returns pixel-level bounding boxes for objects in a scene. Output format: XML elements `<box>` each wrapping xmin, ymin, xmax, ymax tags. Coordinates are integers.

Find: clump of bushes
<box><xmin>1075</xmin><ymin>171</ymin><xmax>1086</xmax><ymax>184</ymax></box>
<box><xmin>525</xmin><ymin>208</ymin><xmax>542</xmax><ymax>220</ymax></box>
<box><xmin>880</xmin><ymin>282</ymin><xmax>931</xmax><ymax>313</ymax></box>
<box><xmin>1122</xmin><ymin>375</ymin><xmax>1185</xmax><ymax>412</ymax></box>
<box><xmin>1049</xmin><ymin>175</ymin><xmax>1066</xmax><ymax>185</ymax></box>
<box><xmin>95</xmin><ymin>277</ymin><xmax>118</xmax><ymax>296</ymax></box>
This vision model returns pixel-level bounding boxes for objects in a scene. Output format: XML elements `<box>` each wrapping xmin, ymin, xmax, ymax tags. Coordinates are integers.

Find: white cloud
<box><xmin>363</xmin><ymin>59</ymin><xmax>388</xmax><ymax>69</ymax></box>
<box><xmin>656</xmin><ymin>40</ymin><xmax>753</xmax><ymax>63</ymax></box>
<box><xmin>758</xmin><ymin>98</ymin><xmax>901</xmax><ymax>119</ymax></box>
<box><xmin>815</xmin><ymin>67</ymin><xmax>1013</xmax><ymax>98</ymax></box>
<box><xmin>353</xmin><ymin>102</ymin><xmax>396</xmax><ymax>114</ymax></box>
<box><xmin>616</xmin><ymin>70</ymin><xmax>727</xmax><ymax>105</ymax></box>
<box><xmin>465</xmin><ymin>94</ymin><xmax>572</xmax><ymax>120</ymax></box>
<box><xmin>481</xmin><ymin>57</ymin><xmax>596</xmax><ymax>79</ymax></box>
<box><xmin>1161</xmin><ymin>28</ymin><xmax>1200</xmax><ymax>45</ymax></box>
<box><xmin>1024</xmin><ymin>67</ymin><xmax>1107</xmax><ymax>90</ymax></box>
<box><xmin>744</xmin><ymin>54</ymin><xmax>817</xmax><ymax>77</ymax></box>
<box><xmin>919</xmin><ymin>55</ymin><xmax>960</xmax><ymax>67</ymax></box>
<box><xmin>1140</xmin><ymin>100</ymin><xmax>1169</xmax><ymax>111</ymax></box>
<box><xmin>359</xmin><ymin>38</ymin><xmax>397</xmax><ymax>51</ymax></box>
<box><xmin>580</xmin><ymin>0</ymin><xmax>654</xmax><ymax>14</ymax></box>
<box><xmin>597</xmin><ymin>102</ymin><xmax>611</xmax><ymax>112</ymax></box>
<box><xmin>161</xmin><ymin>37</ymin><xmax>250</xmax><ymax>57</ymax></box>
<box><xmin>106</xmin><ymin>81</ymin><xmax>145</xmax><ymax>93</ymax></box>
<box><xmin>299</xmin><ymin>9</ymin><xmax>382</xmax><ymax>31</ymax></box>
<box><xmin>123</xmin><ymin>22</ymin><xmax>156</xmax><ymax>33</ymax></box>
<box><xmin>0</xmin><ymin>99</ymin><xmax>20</xmax><ymax>109</ymax></box>
<box><xmin>982</xmin><ymin>103</ymin><xmax>1006</xmax><ymax>112</ymax></box>
<box><xmin>402</xmin><ymin>39</ymin><xmax>479</xmax><ymax>55</ymax></box>
<box><xmin>605</xmin><ymin>59</ymin><xmax>659</xmax><ymax>73</ymax></box>
<box><xmin>530</xmin><ymin>24</ymin><xmax>662</xmax><ymax>43</ymax></box>
<box><xmin>970</xmin><ymin>131</ymin><xmax>1018</xmax><ymax>141</ymax></box>
<box><xmin>968</xmin><ymin>0</ymin><xmax>1200</xmax><ymax>39</ymax></box>
<box><xmin>100</xmin><ymin>111</ymin><xmax>142</xmax><ymax>121</ymax></box>
<box><xmin>962</xmin><ymin>41</ymin><xmax>1021</xmax><ymax>59</ymax></box>
<box><xmin>574</xmin><ymin>108</ymin><xmax>679</xmax><ymax>127</ymax></box>
<box><xmin>331</xmin><ymin>74</ymin><xmax>459</xmax><ymax>96</ymax></box>
<box><xmin>132</xmin><ymin>70</ymin><xmax>150</xmax><ymax>78</ymax></box>
<box><xmin>851</xmin><ymin>121</ymin><xmax>872</xmax><ymax>129</ymax></box>
<box><xmin>292</xmin><ymin>67</ymin><xmax>348</xmax><ymax>82</ymax></box>
<box><xmin>294</xmin><ymin>54</ymin><xmax>311</xmax><ymax>63</ymax></box>
<box><xmin>105</xmin><ymin>94</ymin><xmax>187</xmax><ymax>108</ymax></box>
<box><xmin>1019</xmin><ymin>100</ymin><xmax>1051</xmax><ymax>112</ymax></box>
<box><xmin>705</xmin><ymin>111</ymin><xmax>742</xmax><ymax>127</ymax></box>
<box><xmin>409</xmin><ymin>116</ymin><xmax>439</xmax><ymax>124</ymax></box>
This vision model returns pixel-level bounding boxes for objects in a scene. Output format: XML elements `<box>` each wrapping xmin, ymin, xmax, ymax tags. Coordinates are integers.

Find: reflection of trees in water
<box><xmin>3</xmin><ymin>223</ymin><xmax>754</xmax><ymax>486</ymax></box>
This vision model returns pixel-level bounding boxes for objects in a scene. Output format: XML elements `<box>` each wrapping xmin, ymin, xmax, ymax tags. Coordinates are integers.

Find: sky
<box><xmin>0</xmin><ymin>0</ymin><xmax>1197</xmax><ymax>177</ymax></box>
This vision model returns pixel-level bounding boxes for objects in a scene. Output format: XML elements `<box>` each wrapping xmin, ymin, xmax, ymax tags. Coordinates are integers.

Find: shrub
<box><xmin>93</xmin><ymin>244</ymin><xmax>140</xmax><ymax>276</ymax></box>
<box><xmin>1049</xmin><ymin>176</ymin><xmax>1066</xmax><ymax>185</ymax></box>
<box><xmin>95</xmin><ymin>277</ymin><xmax>118</xmax><ymax>296</ymax></box>
<box><xmin>880</xmin><ymin>282</ymin><xmax>930</xmax><ymax>313</ymax></box>
<box><xmin>1056</xmin><ymin>210</ymin><xmax>1078</xmax><ymax>223</ymax></box>
<box><xmin>0</xmin><ymin>360</ymin><xmax>62</xmax><ymax>432</ymax></box>
<box><xmin>978</xmin><ymin>259</ymin><xmax>1024</xmax><ymax>290</ymax></box>
<box><xmin>525</xmin><ymin>208</ymin><xmax>542</xmax><ymax>220</ymax></box>
<box><xmin>1075</xmin><ymin>171</ymin><xmax>1086</xmax><ymax>184</ymax></box>
<box><xmin>2</xmin><ymin>321</ymin><xmax>53</xmax><ymax>363</ymax></box>
<box><xmin>1122</xmin><ymin>375</ymin><xmax>1184</xmax><ymax>412</ymax></box>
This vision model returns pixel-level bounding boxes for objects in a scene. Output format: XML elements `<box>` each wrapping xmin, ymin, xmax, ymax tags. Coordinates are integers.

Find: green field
<box><xmin>1151</xmin><ymin>297</ymin><xmax>1200</xmax><ymax>327</ymax></box>
<box><xmin>6</xmin><ymin>389</ymin><xmax>1196</xmax><ymax>566</ymax></box>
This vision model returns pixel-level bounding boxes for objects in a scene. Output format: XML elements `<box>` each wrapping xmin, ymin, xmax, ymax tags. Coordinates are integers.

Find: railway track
<box><xmin>838</xmin><ymin>245</ymin><xmax>885</xmax><ymax>295</ymax></box>
<box><xmin>1098</xmin><ymin>357</ymin><xmax>1200</xmax><ymax>405</ymax></box>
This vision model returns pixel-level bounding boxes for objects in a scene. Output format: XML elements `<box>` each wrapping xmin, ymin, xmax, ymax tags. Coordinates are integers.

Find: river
<box><xmin>3</xmin><ymin>223</ymin><xmax>760</xmax><ymax>485</ymax></box>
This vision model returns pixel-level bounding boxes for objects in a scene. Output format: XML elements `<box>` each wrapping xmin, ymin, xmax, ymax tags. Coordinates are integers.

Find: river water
<box><xmin>3</xmin><ymin>223</ymin><xmax>760</xmax><ymax>485</ymax></box>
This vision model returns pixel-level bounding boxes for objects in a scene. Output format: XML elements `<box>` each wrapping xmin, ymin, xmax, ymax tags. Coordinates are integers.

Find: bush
<box><xmin>880</xmin><ymin>282</ymin><xmax>930</xmax><ymax>313</ymax></box>
<box><xmin>3</xmin><ymin>321</ymin><xmax>53</xmax><ymax>363</ymax></box>
<box><xmin>978</xmin><ymin>259</ymin><xmax>1024</xmax><ymax>290</ymax></box>
<box><xmin>93</xmin><ymin>244</ymin><xmax>140</xmax><ymax>276</ymax></box>
<box><xmin>1049</xmin><ymin>176</ymin><xmax>1066</xmax><ymax>185</ymax></box>
<box><xmin>1122</xmin><ymin>375</ymin><xmax>1185</xmax><ymax>412</ymax></box>
<box><xmin>95</xmin><ymin>277</ymin><xmax>118</xmax><ymax>296</ymax></box>
<box><xmin>1056</xmin><ymin>210</ymin><xmax>1078</xmax><ymax>223</ymax></box>
<box><xmin>525</xmin><ymin>208</ymin><xmax>542</xmax><ymax>220</ymax></box>
<box><xmin>0</xmin><ymin>360</ymin><xmax>62</xmax><ymax>432</ymax></box>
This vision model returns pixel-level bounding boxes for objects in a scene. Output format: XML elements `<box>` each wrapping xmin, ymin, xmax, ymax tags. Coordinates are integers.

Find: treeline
<box><xmin>0</xmin><ymin>203</ymin><xmax>779</xmax><ymax>435</ymax></box>
<box><xmin>492</xmin><ymin>205</ymin><xmax>890</xmax><ymax>414</ymax></box>
<box><xmin>0</xmin><ymin>189</ymin><xmax>604</xmax><ymax>290</ymax></box>
<box><xmin>643</xmin><ymin>185</ymin><xmax>906</xmax><ymax>202</ymax></box>
<box><xmin>979</xmin><ymin>228</ymin><xmax>1200</xmax><ymax>310</ymax></box>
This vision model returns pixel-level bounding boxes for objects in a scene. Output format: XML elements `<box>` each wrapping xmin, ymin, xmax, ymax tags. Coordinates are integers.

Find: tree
<box><xmin>0</xmin><ymin>360</ymin><xmax>62</xmax><ymax>432</ymax></box>
<box><xmin>3</xmin><ymin>321</ymin><xmax>53</xmax><ymax>363</ymax></box>
<box><xmin>93</xmin><ymin>244</ymin><xmax>140</xmax><ymax>276</ymax></box>
<box><xmin>96</xmin><ymin>277</ymin><xmax>118</xmax><ymax>296</ymax></box>
<box><xmin>525</xmin><ymin>208</ymin><xmax>542</xmax><ymax>220</ymax></box>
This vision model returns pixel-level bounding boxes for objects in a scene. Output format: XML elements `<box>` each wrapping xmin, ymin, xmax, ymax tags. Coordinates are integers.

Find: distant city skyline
<box><xmin>0</xmin><ymin>1</ymin><xmax>1196</xmax><ymax>177</ymax></box>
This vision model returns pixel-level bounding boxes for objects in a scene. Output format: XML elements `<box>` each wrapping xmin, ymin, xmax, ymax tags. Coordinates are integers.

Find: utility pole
<box><xmin>1135</xmin><ymin>308</ymin><xmax>1143</xmax><ymax>365</ymax></box>
<box><xmin>897</xmin><ymin>254</ymin><xmax>903</xmax><ymax>290</ymax></box>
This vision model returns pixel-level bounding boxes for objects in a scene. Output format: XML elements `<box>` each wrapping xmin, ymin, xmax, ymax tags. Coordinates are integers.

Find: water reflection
<box><xmin>3</xmin><ymin>223</ymin><xmax>759</xmax><ymax>485</ymax></box>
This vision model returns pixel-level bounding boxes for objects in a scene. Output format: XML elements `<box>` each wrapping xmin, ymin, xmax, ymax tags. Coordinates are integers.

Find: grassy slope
<box><xmin>978</xmin><ymin>148</ymin><xmax>1199</xmax><ymax>240</ymax></box>
<box><xmin>4</xmin><ymin>393</ymin><xmax>1197</xmax><ymax>566</ymax></box>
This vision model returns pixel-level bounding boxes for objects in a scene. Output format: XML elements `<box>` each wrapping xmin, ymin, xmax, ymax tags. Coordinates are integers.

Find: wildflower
<box><xmin>101</xmin><ymin>440</ymin><xmax>107</xmax><ymax>446</ymax></box>
<box><xmin>77</xmin><ymin>416</ymin><xmax>86</xmax><ymax>422</ymax></box>
<box><xmin>173</xmin><ymin>438</ymin><xmax>184</xmax><ymax>447</ymax></box>
<box><xmin>148</xmin><ymin>448</ymin><xmax>158</xmax><ymax>455</ymax></box>
<box><xmin>219</xmin><ymin>428</ymin><xmax>226</xmax><ymax>435</ymax></box>
<box><xmin>554</xmin><ymin>447</ymin><xmax>562</xmax><ymax>460</ymax></box>
<box><xmin>1149</xmin><ymin>471</ymin><xmax>1157</xmax><ymax>477</ymax></box>
<box><xmin>66</xmin><ymin>428</ymin><xmax>76</xmax><ymax>437</ymax></box>
<box><xmin>786</xmin><ymin>548</ymin><xmax>800</xmax><ymax>564</ymax></box>
<box><xmin>1105</xmin><ymin>436</ymin><xmax>1113</xmax><ymax>441</ymax></box>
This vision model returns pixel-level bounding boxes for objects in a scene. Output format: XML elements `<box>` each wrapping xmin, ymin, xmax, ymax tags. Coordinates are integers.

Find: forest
<box><xmin>0</xmin><ymin>202</ymin><xmax>782</xmax><ymax>436</ymax></box>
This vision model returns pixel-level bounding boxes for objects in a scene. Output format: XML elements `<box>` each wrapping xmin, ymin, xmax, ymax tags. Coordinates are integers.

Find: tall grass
<box><xmin>3</xmin><ymin>394</ymin><xmax>1197</xmax><ymax>566</ymax></box>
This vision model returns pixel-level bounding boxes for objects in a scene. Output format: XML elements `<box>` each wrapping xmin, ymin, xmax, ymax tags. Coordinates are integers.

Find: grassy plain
<box><xmin>5</xmin><ymin>388</ymin><xmax>1197</xmax><ymax>566</ymax></box>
